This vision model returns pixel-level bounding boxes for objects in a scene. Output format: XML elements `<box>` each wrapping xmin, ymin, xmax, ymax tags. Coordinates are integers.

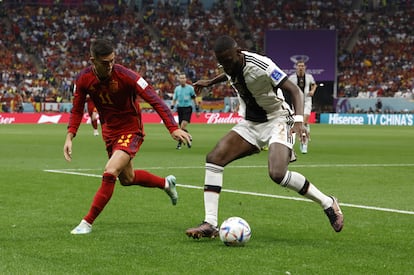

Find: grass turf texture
<box><xmin>1</xmin><ymin>123</ymin><xmax>413</xmax><ymax>274</ymax></box>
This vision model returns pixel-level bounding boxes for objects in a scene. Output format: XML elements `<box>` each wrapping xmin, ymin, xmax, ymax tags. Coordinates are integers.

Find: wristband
<box><xmin>293</xmin><ymin>115</ymin><xmax>304</xmax><ymax>123</ymax></box>
<box><xmin>170</xmin><ymin>105</ymin><xmax>174</xmax><ymax>110</ymax></box>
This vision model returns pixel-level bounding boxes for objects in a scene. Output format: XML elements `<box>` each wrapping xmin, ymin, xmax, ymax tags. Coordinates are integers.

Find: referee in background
<box><xmin>171</xmin><ymin>73</ymin><xmax>200</xmax><ymax>149</ymax></box>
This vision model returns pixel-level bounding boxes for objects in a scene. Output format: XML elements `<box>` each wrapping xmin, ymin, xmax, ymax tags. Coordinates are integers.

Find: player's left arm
<box><xmin>279</xmin><ymin>78</ymin><xmax>308</xmax><ymax>141</ymax></box>
<box><xmin>136</xmin><ymin>78</ymin><xmax>177</xmax><ymax>131</ymax></box>
<box><xmin>135</xmin><ymin>76</ymin><xmax>192</xmax><ymax>144</ymax></box>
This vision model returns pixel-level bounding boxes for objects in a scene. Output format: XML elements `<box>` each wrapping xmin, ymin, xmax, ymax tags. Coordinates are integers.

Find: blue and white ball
<box><xmin>219</xmin><ymin>217</ymin><xmax>251</xmax><ymax>246</ymax></box>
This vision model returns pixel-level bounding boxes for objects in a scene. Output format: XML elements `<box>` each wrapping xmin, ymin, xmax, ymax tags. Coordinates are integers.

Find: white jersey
<box><xmin>288</xmin><ymin>73</ymin><xmax>315</xmax><ymax>115</ymax></box>
<box><xmin>226</xmin><ymin>50</ymin><xmax>292</xmax><ymax>122</ymax></box>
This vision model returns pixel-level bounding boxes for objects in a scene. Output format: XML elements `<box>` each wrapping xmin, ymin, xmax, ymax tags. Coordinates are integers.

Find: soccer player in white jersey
<box><xmin>288</xmin><ymin>61</ymin><xmax>317</xmax><ymax>153</ymax></box>
<box><xmin>185</xmin><ymin>35</ymin><xmax>343</xmax><ymax>239</ymax></box>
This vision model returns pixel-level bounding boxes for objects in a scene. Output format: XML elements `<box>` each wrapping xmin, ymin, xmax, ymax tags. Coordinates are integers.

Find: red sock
<box><xmin>133</xmin><ymin>170</ymin><xmax>165</xmax><ymax>188</ymax></box>
<box><xmin>84</xmin><ymin>173</ymin><xmax>116</xmax><ymax>224</ymax></box>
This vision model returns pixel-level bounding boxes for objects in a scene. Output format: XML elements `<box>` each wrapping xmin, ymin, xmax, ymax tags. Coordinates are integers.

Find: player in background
<box><xmin>63</xmin><ymin>38</ymin><xmax>191</xmax><ymax>234</ymax></box>
<box><xmin>185</xmin><ymin>35</ymin><xmax>343</xmax><ymax>239</ymax></box>
<box><xmin>86</xmin><ymin>94</ymin><xmax>100</xmax><ymax>136</ymax></box>
<box><xmin>288</xmin><ymin>61</ymin><xmax>317</xmax><ymax>153</ymax></box>
<box><xmin>170</xmin><ymin>73</ymin><xmax>199</xmax><ymax>149</ymax></box>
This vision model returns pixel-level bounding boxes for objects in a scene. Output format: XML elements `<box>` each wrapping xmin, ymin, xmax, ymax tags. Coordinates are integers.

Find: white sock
<box><xmin>306</xmin><ymin>184</ymin><xmax>333</xmax><ymax>209</ymax></box>
<box><xmin>280</xmin><ymin>171</ymin><xmax>331</xmax><ymax>208</ymax></box>
<box><xmin>204</xmin><ymin>163</ymin><xmax>224</xmax><ymax>227</ymax></box>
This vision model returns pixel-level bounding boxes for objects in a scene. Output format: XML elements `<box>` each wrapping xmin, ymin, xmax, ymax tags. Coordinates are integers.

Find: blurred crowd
<box><xmin>0</xmin><ymin>0</ymin><xmax>413</xmax><ymax>113</ymax></box>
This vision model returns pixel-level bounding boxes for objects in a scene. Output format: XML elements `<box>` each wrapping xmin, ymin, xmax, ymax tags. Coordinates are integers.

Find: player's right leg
<box><xmin>186</xmin><ymin>128</ymin><xmax>257</xmax><ymax>239</ymax></box>
<box><xmin>70</xmin><ymin>172</ymin><xmax>117</xmax><ymax>234</ymax></box>
<box><xmin>71</xmin><ymin>219</ymin><xmax>92</xmax><ymax>234</ymax></box>
<box><xmin>185</xmin><ymin>163</ymin><xmax>222</xmax><ymax>239</ymax></box>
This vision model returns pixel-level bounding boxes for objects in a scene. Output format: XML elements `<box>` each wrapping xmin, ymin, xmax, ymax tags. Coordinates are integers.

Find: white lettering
<box><xmin>367</xmin><ymin>114</ymin><xmax>378</xmax><ymax>125</ymax></box>
<box><xmin>0</xmin><ymin>115</ymin><xmax>16</xmax><ymax>124</ymax></box>
<box><xmin>205</xmin><ymin>113</ymin><xmax>243</xmax><ymax>124</ymax></box>
<box><xmin>380</xmin><ymin>114</ymin><xmax>413</xmax><ymax>126</ymax></box>
<box><xmin>328</xmin><ymin>114</ymin><xmax>364</xmax><ymax>125</ymax></box>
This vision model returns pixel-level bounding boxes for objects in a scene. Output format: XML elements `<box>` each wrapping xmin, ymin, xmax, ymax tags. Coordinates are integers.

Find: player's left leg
<box><xmin>268</xmin><ymin>143</ymin><xmax>343</xmax><ymax>232</ymax></box>
<box><xmin>120</xmin><ymin>169</ymin><xmax>178</xmax><ymax>206</ymax></box>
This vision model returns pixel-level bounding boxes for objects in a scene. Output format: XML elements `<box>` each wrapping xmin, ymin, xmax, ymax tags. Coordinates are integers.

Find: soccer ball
<box><xmin>219</xmin><ymin>217</ymin><xmax>251</xmax><ymax>246</ymax></box>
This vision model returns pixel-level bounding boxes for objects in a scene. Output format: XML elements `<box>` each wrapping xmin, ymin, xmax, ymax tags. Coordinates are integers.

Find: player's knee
<box><xmin>119</xmin><ymin>176</ymin><xmax>133</xmax><ymax>186</ymax></box>
<box><xmin>117</xmin><ymin>172</ymin><xmax>134</xmax><ymax>186</ymax></box>
<box><xmin>268</xmin><ymin>168</ymin><xmax>286</xmax><ymax>184</ymax></box>
<box><xmin>206</xmin><ymin>151</ymin><xmax>226</xmax><ymax>167</ymax></box>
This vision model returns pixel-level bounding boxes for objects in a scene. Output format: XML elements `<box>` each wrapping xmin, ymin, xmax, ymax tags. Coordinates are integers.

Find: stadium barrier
<box><xmin>320</xmin><ymin>113</ymin><xmax>414</xmax><ymax>126</ymax></box>
<box><xmin>0</xmin><ymin>112</ymin><xmax>317</xmax><ymax>125</ymax></box>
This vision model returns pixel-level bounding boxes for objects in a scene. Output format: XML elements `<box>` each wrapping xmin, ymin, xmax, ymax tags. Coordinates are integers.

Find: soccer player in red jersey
<box><xmin>85</xmin><ymin>95</ymin><xmax>100</xmax><ymax>136</ymax></box>
<box><xmin>63</xmin><ymin>38</ymin><xmax>192</xmax><ymax>234</ymax></box>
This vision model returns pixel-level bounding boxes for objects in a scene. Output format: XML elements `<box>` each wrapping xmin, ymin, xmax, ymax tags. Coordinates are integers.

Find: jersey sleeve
<box><xmin>136</xmin><ymin>76</ymin><xmax>179</xmax><ymax>133</ymax></box>
<box><xmin>267</xmin><ymin>62</ymin><xmax>287</xmax><ymax>87</ymax></box>
<box><xmin>309</xmin><ymin>74</ymin><xmax>316</xmax><ymax>84</ymax></box>
<box><xmin>67</xmin><ymin>80</ymin><xmax>87</xmax><ymax>136</ymax></box>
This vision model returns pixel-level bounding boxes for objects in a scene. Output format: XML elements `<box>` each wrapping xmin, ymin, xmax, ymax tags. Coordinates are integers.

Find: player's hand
<box><xmin>291</xmin><ymin>122</ymin><xmax>309</xmax><ymax>143</ymax></box>
<box><xmin>63</xmin><ymin>133</ymin><xmax>74</xmax><ymax>162</ymax></box>
<box><xmin>171</xmin><ymin>129</ymin><xmax>192</xmax><ymax>146</ymax></box>
<box><xmin>63</xmin><ymin>142</ymin><xmax>72</xmax><ymax>162</ymax></box>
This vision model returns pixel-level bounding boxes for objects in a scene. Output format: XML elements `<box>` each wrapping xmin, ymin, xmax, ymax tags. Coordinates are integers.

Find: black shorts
<box><xmin>177</xmin><ymin>106</ymin><xmax>193</xmax><ymax>124</ymax></box>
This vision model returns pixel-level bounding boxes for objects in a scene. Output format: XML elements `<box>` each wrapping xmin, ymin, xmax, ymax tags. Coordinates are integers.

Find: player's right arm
<box><xmin>63</xmin><ymin>132</ymin><xmax>74</xmax><ymax>161</ymax></box>
<box><xmin>64</xmin><ymin>76</ymin><xmax>88</xmax><ymax>161</ymax></box>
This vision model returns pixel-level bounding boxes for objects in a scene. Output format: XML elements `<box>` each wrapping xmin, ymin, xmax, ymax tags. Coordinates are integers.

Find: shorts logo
<box><xmin>118</xmin><ymin>134</ymin><xmax>132</xmax><ymax>147</ymax></box>
<box><xmin>271</xmin><ymin>69</ymin><xmax>283</xmax><ymax>81</ymax></box>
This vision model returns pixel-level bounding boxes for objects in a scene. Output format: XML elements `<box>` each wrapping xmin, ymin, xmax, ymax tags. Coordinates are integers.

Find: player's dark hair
<box><xmin>214</xmin><ymin>35</ymin><xmax>237</xmax><ymax>53</ymax></box>
<box><xmin>90</xmin><ymin>38</ymin><xmax>114</xmax><ymax>58</ymax></box>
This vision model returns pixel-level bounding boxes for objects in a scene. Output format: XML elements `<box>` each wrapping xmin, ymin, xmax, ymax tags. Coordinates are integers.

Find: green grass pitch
<box><xmin>1</xmin><ymin>123</ymin><xmax>413</xmax><ymax>274</ymax></box>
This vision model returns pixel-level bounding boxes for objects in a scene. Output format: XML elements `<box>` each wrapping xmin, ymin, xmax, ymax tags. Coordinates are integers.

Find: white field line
<box><xmin>44</xmin><ymin>163</ymin><xmax>414</xmax><ymax>172</ymax></box>
<box><xmin>44</xmin><ymin>165</ymin><xmax>414</xmax><ymax>216</ymax></box>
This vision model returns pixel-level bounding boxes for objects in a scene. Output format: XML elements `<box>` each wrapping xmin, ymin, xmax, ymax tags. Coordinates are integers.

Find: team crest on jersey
<box><xmin>137</xmin><ymin>77</ymin><xmax>148</xmax><ymax>89</ymax></box>
<box><xmin>109</xmin><ymin>80</ymin><xmax>118</xmax><ymax>93</ymax></box>
<box><xmin>270</xmin><ymin>69</ymin><xmax>283</xmax><ymax>82</ymax></box>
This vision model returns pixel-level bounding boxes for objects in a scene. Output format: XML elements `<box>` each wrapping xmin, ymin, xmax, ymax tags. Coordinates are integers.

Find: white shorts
<box><xmin>232</xmin><ymin>116</ymin><xmax>294</xmax><ymax>150</ymax></box>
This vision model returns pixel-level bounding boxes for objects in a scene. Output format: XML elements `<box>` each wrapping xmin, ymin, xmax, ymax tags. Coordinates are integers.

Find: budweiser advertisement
<box><xmin>0</xmin><ymin>112</ymin><xmax>315</xmax><ymax>125</ymax></box>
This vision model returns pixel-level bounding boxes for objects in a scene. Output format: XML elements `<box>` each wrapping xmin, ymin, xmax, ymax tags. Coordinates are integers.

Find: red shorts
<box><xmin>104</xmin><ymin>133</ymin><xmax>144</xmax><ymax>158</ymax></box>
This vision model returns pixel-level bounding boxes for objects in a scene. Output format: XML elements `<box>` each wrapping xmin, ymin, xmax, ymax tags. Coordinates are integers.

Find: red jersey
<box><xmin>68</xmin><ymin>64</ymin><xmax>178</xmax><ymax>139</ymax></box>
